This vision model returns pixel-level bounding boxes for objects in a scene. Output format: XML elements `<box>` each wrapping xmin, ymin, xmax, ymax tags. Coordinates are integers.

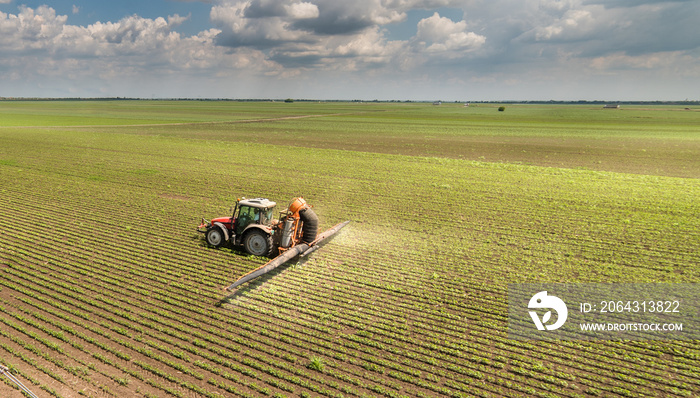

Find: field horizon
<box><xmin>1</xmin><ymin>101</ymin><xmax>698</xmax><ymax>398</ymax></box>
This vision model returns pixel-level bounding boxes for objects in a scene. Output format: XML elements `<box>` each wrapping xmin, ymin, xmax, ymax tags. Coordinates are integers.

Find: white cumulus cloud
<box><xmin>533</xmin><ymin>8</ymin><xmax>597</xmax><ymax>41</ymax></box>
<box><xmin>285</xmin><ymin>2</ymin><xmax>319</xmax><ymax>19</ymax></box>
<box><xmin>211</xmin><ymin>1</ymin><xmax>310</xmax><ymax>48</ymax></box>
<box><xmin>415</xmin><ymin>12</ymin><xmax>485</xmax><ymax>53</ymax></box>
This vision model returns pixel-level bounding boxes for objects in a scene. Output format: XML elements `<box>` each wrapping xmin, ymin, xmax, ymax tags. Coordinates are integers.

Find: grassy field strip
<box><xmin>0</xmin><ymin>101</ymin><xmax>373</xmax><ymax>127</ymax></box>
<box><xmin>4</xmin><ymin>102</ymin><xmax>697</xmax><ymax>177</ymax></box>
<box><xmin>0</xmin><ymin>112</ymin><xmax>365</xmax><ymax>130</ymax></box>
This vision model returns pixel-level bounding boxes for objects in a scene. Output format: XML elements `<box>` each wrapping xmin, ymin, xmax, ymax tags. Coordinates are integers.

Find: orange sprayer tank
<box><xmin>287</xmin><ymin>197</ymin><xmax>309</xmax><ymax>215</ymax></box>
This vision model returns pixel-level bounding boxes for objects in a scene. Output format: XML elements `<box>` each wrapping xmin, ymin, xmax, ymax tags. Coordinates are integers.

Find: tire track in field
<box><xmin>0</xmin><ymin>111</ymin><xmax>378</xmax><ymax>129</ymax></box>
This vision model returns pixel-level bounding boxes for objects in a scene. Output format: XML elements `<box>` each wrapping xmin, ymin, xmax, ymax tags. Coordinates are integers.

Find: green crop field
<box><xmin>0</xmin><ymin>100</ymin><xmax>698</xmax><ymax>398</ymax></box>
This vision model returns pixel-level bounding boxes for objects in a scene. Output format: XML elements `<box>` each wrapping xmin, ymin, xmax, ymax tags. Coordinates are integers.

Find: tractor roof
<box><xmin>239</xmin><ymin>198</ymin><xmax>276</xmax><ymax>209</ymax></box>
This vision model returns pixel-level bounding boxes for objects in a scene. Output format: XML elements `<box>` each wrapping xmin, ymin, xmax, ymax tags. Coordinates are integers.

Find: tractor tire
<box><xmin>206</xmin><ymin>227</ymin><xmax>225</xmax><ymax>247</ymax></box>
<box><xmin>243</xmin><ymin>229</ymin><xmax>273</xmax><ymax>257</ymax></box>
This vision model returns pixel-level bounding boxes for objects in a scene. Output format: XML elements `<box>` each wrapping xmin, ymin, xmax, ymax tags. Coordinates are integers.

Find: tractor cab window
<box><xmin>235</xmin><ymin>206</ymin><xmax>260</xmax><ymax>234</ymax></box>
<box><xmin>261</xmin><ymin>208</ymin><xmax>274</xmax><ymax>224</ymax></box>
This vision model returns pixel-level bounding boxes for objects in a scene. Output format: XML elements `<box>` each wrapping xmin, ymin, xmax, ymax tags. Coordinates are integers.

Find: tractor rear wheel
<box><xmin>244</xmin><ymin>230</ymin><xmax>273</xmax><ymax>257</ymax></box>
<box><xmin>206</xmin><ymin>227</ymin><xmax>225</xmax><ymax>247</ymax></box>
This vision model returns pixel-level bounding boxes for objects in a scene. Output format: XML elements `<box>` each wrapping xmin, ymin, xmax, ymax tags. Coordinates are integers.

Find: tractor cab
<box><xmin>233</xmin><ymin>198</ymin><xmax>277</xmax><ymax>235</ymax></box>
<box><xmin>199</xmin><ymin>197</ymin><xmax>277</xmax><ymax>254</ymax></box>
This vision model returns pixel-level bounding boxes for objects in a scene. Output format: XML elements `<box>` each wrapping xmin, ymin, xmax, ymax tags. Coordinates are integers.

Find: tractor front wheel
<box><xmin>244</xmin><ymin>230</ymin><xmax>273</xmax><ymax>257</ymax></box>
<box><xmin>206</xmin><ymin>227</ymin><xmax>225</xmax><ymax>247</ymax></box>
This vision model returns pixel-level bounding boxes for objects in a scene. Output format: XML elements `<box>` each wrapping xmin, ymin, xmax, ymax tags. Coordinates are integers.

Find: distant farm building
<box><xmin>433</xmin><ymin>101</ymin><xmax>441</xmax><ymax>105</ymax></box>
<box><xmin>604</xmin><ymin>104</ymin><xmax>620</xmax><ymax>109</ymax></box>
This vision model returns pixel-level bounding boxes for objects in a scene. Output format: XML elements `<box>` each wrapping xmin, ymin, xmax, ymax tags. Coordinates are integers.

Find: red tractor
<box><xmin>198</xmin><ymin>197</ymin><xmax>318</xmax><ymax>257</ymax></box>
<box><xmin>198</xmin><ymin>196</ymin><xmax>349</xmax><ymax>290</ymax></box>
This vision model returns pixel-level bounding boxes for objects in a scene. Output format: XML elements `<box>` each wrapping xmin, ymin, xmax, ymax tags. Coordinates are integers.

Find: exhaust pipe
<box><xmin>225</xmin><ymin>221</ymin><xmax>349</xmax><ymax>291</ymax></box>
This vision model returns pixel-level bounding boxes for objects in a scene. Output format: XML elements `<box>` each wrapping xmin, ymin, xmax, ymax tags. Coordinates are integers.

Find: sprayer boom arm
<box><xmin>226</xmin><ymin>221</ymin><xmax>349</xmax><ymax>291</ymax></box>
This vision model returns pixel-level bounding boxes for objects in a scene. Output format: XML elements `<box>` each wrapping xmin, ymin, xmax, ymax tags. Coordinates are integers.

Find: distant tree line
<box><xmin>1</xmin><ymin>97</ymin><xmax>698</xmax><ymax>105</ymax></box>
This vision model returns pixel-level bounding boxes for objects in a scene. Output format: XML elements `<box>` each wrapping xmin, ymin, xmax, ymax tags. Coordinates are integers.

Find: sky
<box><xmin>0</xmin><ymin>0</ymin><xmax>698</xmax><ymax>101</ymax></box>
